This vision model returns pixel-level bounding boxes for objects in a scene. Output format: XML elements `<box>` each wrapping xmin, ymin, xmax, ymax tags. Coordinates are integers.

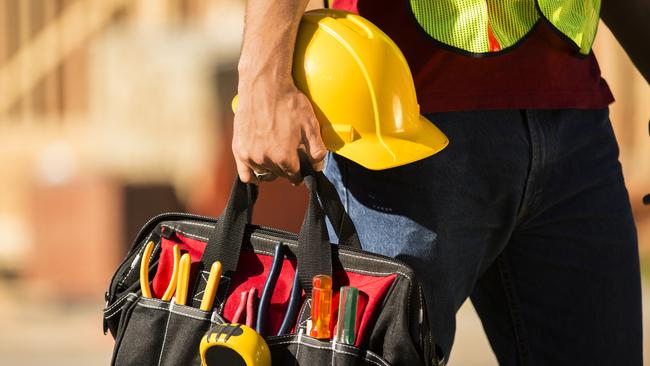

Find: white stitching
<box><xmin>211</xmin><ymin>310</ymin><xmax>227</xmax><ymax>324</ymax></box>
<box><xmin>137</xmin><ymin>300</ymin><xmax>213</xmax><ymax>322</ymax></box>
<box><xmin>340</xmin><ymin>267</ymin><xmax>409</xmax><ymax>279</ymax></box>
<box><xmin>193</xmin><ymin>270</ymin><xmax>210</xmax><ymax>302</ymax></box>
<box><xmin>104</xmin><ymin>294</ymin><xmax>130</xmax><ymax>313</ymax></box>
<box><xmin>216</xmin><ymin>276</ymin><xmax>231</xmax><ymax>314</ymax></box>
<box><xmin>104</xmin><ymin>294</ymin><xmax>140</xmax><ymax>319</ymax></box>
<box><xmin>169</xmin><ymin>308</ymin><xmax>211</xmax><ymax>321</ymax></box>
<box><xmin>118</xmin><ymin>232</ymin><xmax>154</xmax><ymax>288</ymax></box>
<box><xmin>105</xmin><ymin>303</ymin><xmax>132</xmax><ymax>319</ymax></box>
<box><xmin>296</xmin><ymin>298</ymin><xmax>311</xmax><ymax>330</ymax></box>
<box><xmin>178</xmin><ymin>221</ymin><xmax>216</xmax><ymax>229</ymax></box>
<box><xmin>157</xmin><ymin>302</ymin><xmax>174</xmax><ymax>366</ymax></box>
<box><xmin>294</xmin><ymin>330</ymin><xmax>302</xmax><ymax>366</ymax></box>
<box><xmin>252</xmin><ymin>249</ymin><xmax>275</xmax><ymax>257</ymax></box>
<box><xmin>135</xmin><ymin>302</ymin><xmax>168</xmax><ymax>312</ymax></box>
<box><xmin>337</xmin><ymin>251</ymin><xmax>413</xmax><ymax>278</ymax></box>
<box><xmin>267</xmin><ymin>338</ymin><xmax>389</xmax><ymax>366</ymax></box>
<box><xmin>161</xmin><ymin>225</ymin><xmax>209</xmax><ymax>241</ymax></box>
<box><xmin>406</xmin><ymin>280</ymin><xmax>412</xmax><ymax>325</ymax></box>
<box><xmin>364</xmin><ymin>349</ymin><xmax>392</xmax><ymax>366</ymax></box>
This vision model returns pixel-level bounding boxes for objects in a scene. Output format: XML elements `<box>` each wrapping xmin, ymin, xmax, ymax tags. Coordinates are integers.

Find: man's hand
<box><xmin>234</xmin><ymin>0</ymin><xmax>325</xmax><ymax>184</ymax></box>
<box><xmin>233</xmin><ymin>80</ymin><xmax>326</xmax><ymax>185</ymax></box>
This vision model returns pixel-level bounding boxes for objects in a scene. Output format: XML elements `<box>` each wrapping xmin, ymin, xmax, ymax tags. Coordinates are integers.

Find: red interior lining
<box><xmin>150</xmin><ymin>231</ymin><xmax>397</xmax><ymax>346</ymax></box>
<box><xmin>151</xmin><ymin>230</ymin><xmax>207</xmax><ymax>298</ymax></box>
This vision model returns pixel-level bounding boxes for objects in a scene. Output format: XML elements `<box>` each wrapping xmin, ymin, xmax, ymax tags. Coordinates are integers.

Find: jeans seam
<box><xmin>496</xmin><ymin>254</ymin><xmax>530</xmax><ymax>365</ymax></box>
<box><xmin>340</xmin><ymin>157</ymin><xmax>350</xmax><ymax>212</ymax></box>
<box><xmin>517</xmin><ymin>110</ymin><xmax>543</xmax><ymax>223</ymax></box>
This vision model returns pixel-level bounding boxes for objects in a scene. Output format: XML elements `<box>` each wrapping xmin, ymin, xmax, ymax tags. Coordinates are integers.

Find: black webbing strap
<box><xmin>297</xmin><ymin>174</ymin><xmax>333</xmax><ymax>296</ymax></box>
<box><xmin>189</xmin><ymin>178</ymin><xmax>256</xmax><ymax>304</ymax></box>
<box><xmin>314</xmin><ymin>171</ymin><xmax>361</xmax><ymax>249</ymax></box>
<box><xmin>192</xmin><ymin>168</ymin><xmax>360</xmax><ymax>304</ymax></box>
<box><xmin>202</xmin><ymin>178</ymin><xmax>256</xmax><ymax>274</ymax></box>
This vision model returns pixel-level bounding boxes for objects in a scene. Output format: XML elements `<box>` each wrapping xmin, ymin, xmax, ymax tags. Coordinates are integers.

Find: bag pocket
<box><xmin>112</xmin><ymin>297</ymin><xmax>171</xmax><ymax>366</ymax></box>
<box><xmin>266</xmin><ymin>332</ymin><xmax>392</xmax><ymax>366</ymax></box>
<box><xmin>157</xmin><ymin>303</ymin><xmax>214</xmax><ymax>366</ymax></box>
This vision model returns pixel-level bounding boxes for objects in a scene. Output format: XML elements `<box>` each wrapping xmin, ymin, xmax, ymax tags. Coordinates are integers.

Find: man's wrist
<box><xmin>238</xmin><ymin>59</ymin><xmax>295</xmax><ymax>94</ymax></box>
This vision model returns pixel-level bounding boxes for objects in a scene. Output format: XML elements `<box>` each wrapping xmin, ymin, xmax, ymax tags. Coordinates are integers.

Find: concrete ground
<box><xmin>0</xmin><ymin>278</ymin><xmax>647</xmax><ymax>365</ymax></box>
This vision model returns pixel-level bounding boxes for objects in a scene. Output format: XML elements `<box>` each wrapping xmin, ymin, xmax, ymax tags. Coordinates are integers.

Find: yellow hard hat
<box><xmin>234</xmin><ymin>9</ymin><xmax>448</xmax><ymax>170</ymax></box>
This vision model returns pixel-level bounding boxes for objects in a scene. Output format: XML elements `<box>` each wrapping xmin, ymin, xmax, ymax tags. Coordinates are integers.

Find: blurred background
<box><xmin>0</xmin><ymin>0</ymin><xmax>648</xmax><ymax>365</ymax></box>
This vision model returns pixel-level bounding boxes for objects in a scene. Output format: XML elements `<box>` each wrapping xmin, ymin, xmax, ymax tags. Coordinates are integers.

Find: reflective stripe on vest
<box><xmin>408</xmin><ymin>0</ymin><xmax>601</xmax><ymax>55</ymax></box>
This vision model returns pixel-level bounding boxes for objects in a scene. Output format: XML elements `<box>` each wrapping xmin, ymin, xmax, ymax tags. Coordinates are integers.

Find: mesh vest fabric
<box><xmin>408</xmin><ymin>0</ymin><xmax>600</xmax><ymax>55</ymax></box>
<box><xmin>537</xmin><ymin>0</ymin><xmax>601</xmax><ymax>55</ymax></box>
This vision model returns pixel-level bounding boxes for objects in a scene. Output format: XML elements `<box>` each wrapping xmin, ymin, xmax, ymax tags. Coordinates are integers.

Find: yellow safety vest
<box><xmin>408</xmin><ymin>0</ymin><xmax>600</xmax><ymax>55</ymax></box>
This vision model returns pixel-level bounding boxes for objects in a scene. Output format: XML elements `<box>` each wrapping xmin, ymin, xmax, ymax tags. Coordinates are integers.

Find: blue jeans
<box><xmin>324</xmin><ymin>109</ymin><xmax>642</xmax><ymax>365</ymax></box>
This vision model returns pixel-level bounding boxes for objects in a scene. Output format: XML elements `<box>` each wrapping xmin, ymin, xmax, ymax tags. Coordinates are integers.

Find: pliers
<box><xmin>232</xmin><ymin>287</ymin><xmax>257</xmax><ymax>328</ymax></box>
<box><xmin>140</xmin><ymin>242</ymin><xmax>182</xmax><ymax>301</ymax></box>
<box><xmin>256</xmin><ymin>242</ymin><xmax>303</xmax><ymax>336</ymax></box>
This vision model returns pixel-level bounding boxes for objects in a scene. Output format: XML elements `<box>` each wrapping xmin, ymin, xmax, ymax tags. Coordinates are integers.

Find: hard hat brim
<box><xmin>334</xmin><ymin>115</ymin><xmax>449</xmax><ymax>170</ymax></box>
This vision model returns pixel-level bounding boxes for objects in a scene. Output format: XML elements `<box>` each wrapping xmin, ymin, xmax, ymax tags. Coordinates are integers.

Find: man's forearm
<box><xmin>601</xmin><ymin>0</ymin><xmax>650</xmax><ymax>83</ymax></box>
<box><xmin>238</xmin><ymin>0</ymin><xmax>310</xmax><ymax>90</ymax></box>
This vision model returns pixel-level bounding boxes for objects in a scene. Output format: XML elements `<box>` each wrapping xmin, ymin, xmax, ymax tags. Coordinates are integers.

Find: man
<box><xmin>232</xmin><ymin>0</ymin><xmax>648</xmax><ymax>364</ymax></box>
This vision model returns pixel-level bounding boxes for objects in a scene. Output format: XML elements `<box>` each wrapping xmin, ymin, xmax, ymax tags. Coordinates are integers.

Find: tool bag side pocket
<box><xmin>266</xmin><ymin>333</ymin><xmax>392</xmax><ymax>366</ymax></box>
<box><xmin>112</xmin><ymin>297</ymin><xmax>173</xmax><ymax>366</ymax></box>
<box><xmin>157</xmin><ymin>304</ymin><xmax>215</xmax><ymax>366</ymax></box>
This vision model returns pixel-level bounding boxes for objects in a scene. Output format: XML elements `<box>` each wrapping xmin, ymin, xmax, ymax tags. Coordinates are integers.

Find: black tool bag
<box><xmin>103</xmin><ymin>171</ymin><xmax>442</xmax><ymax>366</ymax></box>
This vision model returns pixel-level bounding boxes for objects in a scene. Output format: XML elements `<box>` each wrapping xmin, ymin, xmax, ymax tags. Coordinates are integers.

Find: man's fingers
<box><xmin>276</xmin><ymin>155</ymin><xmax>302</xmax><ymax>185</ymax></box>
<box><xmin>303</xmin><ymin>117</ymin><xmax>327</xmax><ymax>165</ymax></box>
<box><xmin>235</xmin><ymin>159</ymin><xmax>257</xmax><ymax>184</ymax></box>
<box><xmin>312</xmin><ymin>159</ymin><xmax>325</xmax><ymax>172</ymax></box>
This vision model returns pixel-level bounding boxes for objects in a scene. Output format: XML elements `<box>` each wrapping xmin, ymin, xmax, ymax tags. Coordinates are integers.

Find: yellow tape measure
<box><xmin>200</xmin><ymin>324</ymin><xmax>271</xmax><ymax>366</ymax></box>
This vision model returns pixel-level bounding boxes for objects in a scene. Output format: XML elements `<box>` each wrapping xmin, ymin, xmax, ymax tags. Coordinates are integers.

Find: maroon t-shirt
<box><xmin>330</xmin><ymin>0</ymin><xmax>614</xmax><ymax>113</ymax></box>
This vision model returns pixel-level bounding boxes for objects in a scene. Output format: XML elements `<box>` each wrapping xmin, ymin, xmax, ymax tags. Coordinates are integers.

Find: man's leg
<box><xmin>471</xmin><ymin>109</ymin><xmax>643</xmax><ymax>365</ymax></box>
<box><xmin>324</xmin><ymin>109</ymin><xmax>533</xmax><ymax>359</ymax></box>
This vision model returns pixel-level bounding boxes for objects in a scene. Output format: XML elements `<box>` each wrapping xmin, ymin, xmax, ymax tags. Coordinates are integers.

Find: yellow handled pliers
<box><xmin>139</xmin><ymin>242</ymin><xmax>181</xmax><ymax>300</ymax></box>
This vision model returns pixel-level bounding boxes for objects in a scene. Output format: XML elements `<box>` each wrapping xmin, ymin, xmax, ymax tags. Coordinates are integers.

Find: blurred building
<box><xmin>0</xmin><ymin>1</ymin><xmax>648</xmax><ymax>365</ymax></box>
<box><xmin>0</xmin><ymin>0</ymin><xmax>247</xmax><ymax>299</ymax></box>
<box><xmin>0</xmin><ymin>0</ymin><xmax>648</xmax><ymax>299</ymax></box>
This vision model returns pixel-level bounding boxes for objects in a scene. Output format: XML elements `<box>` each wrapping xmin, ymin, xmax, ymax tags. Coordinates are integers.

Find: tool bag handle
<box><xmin>194</xmin><ymin>164</ymin><xmax>361</xmax><ymax>300</ymax></box>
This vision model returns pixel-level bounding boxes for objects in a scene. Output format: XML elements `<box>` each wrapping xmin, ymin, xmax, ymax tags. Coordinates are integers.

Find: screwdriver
<box><xmin>334</xmin><ymin>286</ymin><xmax>358</xmax><ymax>345</ymax></box>
<box><xmin>310</xmin><ymin>274</ymin><xmax>333</xmax><ymax>339</ymax></box>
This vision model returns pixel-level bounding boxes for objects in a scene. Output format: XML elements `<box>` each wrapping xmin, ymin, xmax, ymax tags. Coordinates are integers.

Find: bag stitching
<box><xmin>364</xmin><ymin>350</ymin><xmax>392</xmax><ymax>366</ymax></box>
<box><xmin>297</xmin><ymin>298</ymin><xmax>311</xmax><ymax>330</ymax></box>
<box><xmin>216</xmin><ymin>277</ymin><xmax>232</xmax><ymax>314</ymax></box>
<box><xmin>420</xmin><ymin>286</ymin><xmax>434</xmax><ymax>357</ymax></box>
<box><xmin>105</xmin><ymin>306</ymin><xmax>126</xmax><ymax>319</ymax></box>
<box><xmin>104</xmin><ymin>293</ymin><xmax>131</xmax><ymax>313</ymax></box>
<box><xmin>104</xmin><ymin>294</ymin><xmax>139</xmax><ymax>319</ymax></box>
<box><xmin>268</xmin><ymin>339</ymin><xmax>388</xmax><ymax>366</ymax></box>
<box><xmin>337</xmin><ymin>251</ymin><xmax>413</xmax><ymax>278</ymax></box>
<box><xmin>178</xmin><ymin>221</ymin><xmax>216</xmax><ymax>229</ymax></box>
<box><xmin>169</xmin><ymin>308</ymin><xmax>211</xmax><ymax>321</ymax></box>
<box><xmin>137</xmin><ymin>302</ymin><xmax>212</xmax><ymax>322</ymax></box>
<box><xmin>161</xmin><ymin>225</ymin><xmax>209</xmax><ymax>241</ymax></box>
<box><xmin>294</xmin><ymin>330</ymin><xmax>302</xmax><ymax>366</ymax></box>
<box><xmin>157</xmin><ymin>302</ymin><xmax>174</xmax><ymax>366</ymax></box>
<box><xmin>192</xmin><ymin>271</ymin><xmax>210</xmax><ymax>303</ymax></box>
<box><xmin>153</xmin><ymin>224</ymin><xmax>414</xmax><ymax>281</ymax></box>
<box><xmin>118</xmin><ymin>232</ymin><xmax>155</xmax><ymax>289</ymax></box>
